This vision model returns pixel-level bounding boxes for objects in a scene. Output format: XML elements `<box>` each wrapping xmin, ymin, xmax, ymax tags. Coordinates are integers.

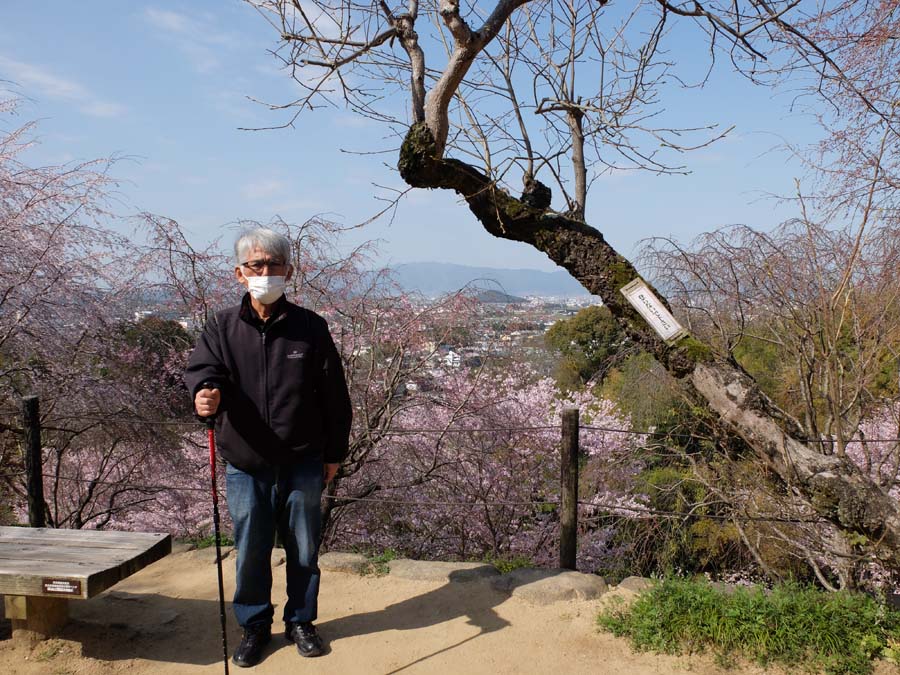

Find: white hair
<box><xmin>234</xmin><ymin>227</ymin><xmax>292</xmax><ymax>266</ymax></box>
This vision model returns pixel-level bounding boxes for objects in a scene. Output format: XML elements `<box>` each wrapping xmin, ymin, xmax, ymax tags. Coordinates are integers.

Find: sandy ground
<box><xmin>0</xmin><ymin>548</ymin><xmax>892</xmax><ymax>675</ymax></box>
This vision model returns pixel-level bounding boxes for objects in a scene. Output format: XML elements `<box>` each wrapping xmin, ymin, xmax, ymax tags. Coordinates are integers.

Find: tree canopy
<box><xmin>545</xmin><ymin>305</ymin><xmax>625</xmax><ymax>386</ymax></box>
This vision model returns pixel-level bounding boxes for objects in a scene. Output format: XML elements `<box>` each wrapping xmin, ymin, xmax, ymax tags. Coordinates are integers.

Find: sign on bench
<box><xmin>0</xmin><ymin>526</ymin><xmax>171</xmax><ymax>641</ymax></box>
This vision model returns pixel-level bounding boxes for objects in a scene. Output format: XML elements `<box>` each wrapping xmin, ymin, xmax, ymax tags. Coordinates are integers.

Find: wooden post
<box><xmin>560</xmin><ymin>407</ymin><xmax>579</xmax><ymax>570</ymax></box>
<box><xmin>22</xmin><ymin>395</ymin><xmax>46</xmax><ymax>528</ymax></box>
<box><xmin>5</xmin><ymin>595</ymin><xmax>68</xmax><ymax>643</ymax></box>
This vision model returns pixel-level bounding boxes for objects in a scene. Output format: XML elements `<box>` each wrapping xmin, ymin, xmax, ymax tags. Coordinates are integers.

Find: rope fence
<box><xmin>5</xmin><ymin>395</ymin><xmax>898</xmax><ymax>567</ymax></box>
<box><xmin>4</xmin><ymin>408</ymin><xmax>900</xmax><ymax>444</ymax></box>
<box><xmin>3</xmin><ymin>470</ymin><xmax>827</xmax><ymax>526</ymax></box>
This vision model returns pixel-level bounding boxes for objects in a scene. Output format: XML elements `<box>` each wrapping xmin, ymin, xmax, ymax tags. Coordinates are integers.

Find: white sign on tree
<box><xmin>620</xmin><ymin>279</ymin><xmax>687</xmax><ymax>344</ymax></box>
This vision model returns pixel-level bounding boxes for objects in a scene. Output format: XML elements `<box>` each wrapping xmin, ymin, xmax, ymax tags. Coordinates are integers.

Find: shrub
<box><xmin>598</xmin><ymin>577</ymin><xmax>900</xmax><ymax>675</ymax></box>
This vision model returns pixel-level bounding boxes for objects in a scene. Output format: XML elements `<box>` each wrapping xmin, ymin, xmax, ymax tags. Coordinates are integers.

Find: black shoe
<box><xmin>232</xmin><ymin>624</ymin><xmax>271</xmax><ymax>668</ymax></box>
<box><xmin>285</xmin><ymin>621</ymin><xmax>325</xmax><ymax>657</ymax></box>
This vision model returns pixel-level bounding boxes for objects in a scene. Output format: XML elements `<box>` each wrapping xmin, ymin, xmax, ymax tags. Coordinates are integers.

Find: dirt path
<box><xmin>0</xmin><ymin>547</ymin><xmax>850</xmax><ymax>674</ymax></box>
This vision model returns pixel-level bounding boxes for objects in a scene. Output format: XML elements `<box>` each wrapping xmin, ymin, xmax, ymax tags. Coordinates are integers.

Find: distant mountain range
<box><xmin>392</xmin><ymin>262</ymin><xmax>589</xmax><ymax>297</ymax></box>
<box><xmin>474</xmin><ymin>289</ymin><xmax>526</xmax><ymax>304</ymax></box>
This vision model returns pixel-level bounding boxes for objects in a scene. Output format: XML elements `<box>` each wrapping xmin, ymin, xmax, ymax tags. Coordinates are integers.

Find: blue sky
<box><xmin>2</xmin><ymin>1</ymin><xmax>822</xmax><ymax>272</ymax></box>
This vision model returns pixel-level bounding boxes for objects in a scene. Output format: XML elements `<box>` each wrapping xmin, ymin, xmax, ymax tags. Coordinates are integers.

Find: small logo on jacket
<box><xmin>287</xmin><ymin>349</ymin><xmax>306</xmax><ymax>360</ymax></box>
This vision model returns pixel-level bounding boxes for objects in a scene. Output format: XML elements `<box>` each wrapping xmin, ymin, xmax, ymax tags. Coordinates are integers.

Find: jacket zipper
<box><xmin>258</xmin><ymin>311</ymin><xmax>287</xmax><ymax>428</ymax></box>
<box><xmin>262</xmin><ymin>330</ymin><xmax>270</xmax><ymax>425</ymax></box>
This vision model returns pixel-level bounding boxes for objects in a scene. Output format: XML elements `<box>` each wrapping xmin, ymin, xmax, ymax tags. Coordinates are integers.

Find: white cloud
<box><xmin>207</xmin><ymin>89</ymin><xmax>271</xmax><ymax>127</ymax></box>
<box><xmin>241</xmin><ymin>178</ymin><xmax>287</xmax><ymax>199</ymax></box>
<box><xmin>179</xmin><ymin>42</ymin><xmax>220</xmax><ymax>74</ymax></box>
<box><xmin>284</xmin><ymin>1</ymin><xmax>343</xmax><ymax>41</ymax></box>
<box><xmin>253</xmin><ymin>63</ymin><xmax>288</xmax><ymax>79</ymax></box>
<box><xmin>266</xmin><ymin>197</ymin><xmax>324</xmax><ymax>215</ymax></box>
<box><xmin>0</xmin><ymin>57</ymin><xmax>86</xmax><ymax>98</ymax></box>
<box><xmin>80</xmin><ymin>101</ymin><xmax>128</xmax><ymax>118</ymax></box>
<box><xmin>141</xmin><ymin>7</ymin><xmax>238</xmax><ymax>73</ymax></box>
<box><xmin>405</xmin><ymin>187</ymin><xmax>440</xmax><ymax>206</ymax></box>
<box><xmin>143</xmin><ymin>8</ymin><xmax>191</xmax><ymax>34</ymax></box>
<box><xmin>0</xmin><ymin>55</ymin><xmax>126</xmax><ymax>118</ymax></box>
<box><xmin>334</xmin><ymin>114</ymin><xmax>376</xmax><ymax>129</ymax></box>
<box><xmin>47</xmin><ymin>152</ymin><xmax>76</xmax><ymax>165</ymax></box>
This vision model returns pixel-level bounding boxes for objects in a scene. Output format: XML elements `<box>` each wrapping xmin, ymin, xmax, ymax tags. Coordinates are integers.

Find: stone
<box><xmin>105</xmin><ymin>591</ymin><xmax>147</xmax><ymax>604</ymax></box>
<box><xmin>155</xmin><ymin>609</ymin><xmax>181</xmax><ymax>626</ymax></box>
<box><xmin>491</xmin><ymin>568</ymin><xmax>608</xmax><ymax>605</ymax></box>
<box><xmin>387</xmin><ymin>559</ymin><xmax>500</xmax><ymax>583</ymax></box>
<box><xmin>171</xmin><ymin>541</ymin><xmax>194</xmax><ymax>555</ymax></box>
<box><xmin>887</xmin><ymin>592</ymin><xmax>900</xmax><ymax>611</ymax></box>
<box><xmin>616</xmin><ymin>576</ymin><xmax>654</xmax><ymax>594</ymax></box>
<box><xmin>187</xmin><ymin>545</ymin><xmax>233</xmax><ymax>564</ymax></box>
<box><xmin>318</xmin><ymin>552</ymin><xmax>369</xmax><ymax>574</ymax></box>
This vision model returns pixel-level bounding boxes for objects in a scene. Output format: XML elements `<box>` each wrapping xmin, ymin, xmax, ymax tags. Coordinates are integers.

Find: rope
<box><xmin>6</xmin><ymin>411</ymin><xmax>899</xmax><ymax>444</ymax></box>
<box><xmin>575</xmin><ymin>500</ymin><xmax>821</xmax><ymax>524</ymax></box>
<box><xmin>28</xmin><ymin>472</ymin><xmax>823</xmax><ymax>524</ymax></box>
<box><xmin>36</xmin><ymin>473</ymin><xmax>208</xmax><ymax>493</ymax></box>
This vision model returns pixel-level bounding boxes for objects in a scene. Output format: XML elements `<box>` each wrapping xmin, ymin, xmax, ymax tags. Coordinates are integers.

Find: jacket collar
<box><xmin>239</xmin><ymin>292</ymin><xmax>289</xmax><ymax>329</ymax></box>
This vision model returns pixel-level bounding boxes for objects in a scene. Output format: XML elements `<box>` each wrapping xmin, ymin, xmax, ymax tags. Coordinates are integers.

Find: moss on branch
<box><xmin>396</xmin><ymin>123</ymin><xmax>721</xmax><ymax>375</ymax></box>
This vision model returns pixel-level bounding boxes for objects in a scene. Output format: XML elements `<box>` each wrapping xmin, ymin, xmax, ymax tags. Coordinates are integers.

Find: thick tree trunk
<box><xmin>398</xmin><ymin>123</ymin><xmax>900</xmax><ymax>568</ymax></box>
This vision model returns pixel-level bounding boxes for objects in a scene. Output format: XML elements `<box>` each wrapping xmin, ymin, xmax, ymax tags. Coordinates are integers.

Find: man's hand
<box><xmin>324</xmin><ymin>463</ymin><xmax>339</xmax><ymax>484</ymax></box>
<box><xmin>195</xmin><ymin>387</ymin><xmax>221</xmax><ymax>418</ymax></box>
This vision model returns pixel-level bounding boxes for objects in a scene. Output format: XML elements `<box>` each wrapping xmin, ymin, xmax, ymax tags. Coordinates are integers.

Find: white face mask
<box><xmin>245</xmin><ymin>275</ymin><xmax>286</xmax><ymax>304</ymax></box>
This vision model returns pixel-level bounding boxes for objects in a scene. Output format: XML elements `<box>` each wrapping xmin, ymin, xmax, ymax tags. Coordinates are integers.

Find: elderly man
<box><xmin>185</xmin><ymin>227</ymin><xmax>352</xmax><ymax>667</ymax></box>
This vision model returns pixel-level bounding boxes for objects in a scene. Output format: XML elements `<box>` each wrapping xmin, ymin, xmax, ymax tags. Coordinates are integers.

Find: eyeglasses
<box><xmin>240</xmin><ymin>258</ymin><xmax>286</xmax><ymax>275</ymax></box>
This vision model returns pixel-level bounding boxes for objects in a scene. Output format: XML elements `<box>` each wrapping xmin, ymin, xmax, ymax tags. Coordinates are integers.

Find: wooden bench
<box><xmin>0</xmin><ymin>526</ymin><xmax>171</xmax><ymax>642</ymax></box>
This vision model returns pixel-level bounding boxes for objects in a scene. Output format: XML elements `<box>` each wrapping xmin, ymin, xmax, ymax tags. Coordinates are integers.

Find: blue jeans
<box><xmin>225</xmin><ymin>459</ymin><xmax>324</xmax><ymax>628</ymax></box>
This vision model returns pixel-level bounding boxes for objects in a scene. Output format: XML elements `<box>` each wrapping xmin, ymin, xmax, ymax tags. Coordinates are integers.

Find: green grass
<box><xmin>36</xmin><ymin>641</ymin><xmax>64</xmax><ymax>661</ymax></box>
<box><xmin>485</xmin><ymin>554</ymin><xmax>534</xmax><ymax>574</ymax></box>
<box><xmin>361</xmin><ymin>547</ymin><xmax>399</xmax><ymax>576</ymax></box>
<box><xmin>189</xmin><ymin>532</ymin><xmax>235</xmax><ymax>549</ymax></box>
<box><xmin>598</xmin><ymin>578</ymin><xmax>900</xmax><ymax>674</ymax></box>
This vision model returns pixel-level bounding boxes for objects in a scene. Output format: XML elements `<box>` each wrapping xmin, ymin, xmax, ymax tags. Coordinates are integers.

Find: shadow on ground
<box><xmin>63</xmin><ymin>591</ymin><xmax>235</xmax><ymax>665</ymax></box>
<box><xmin>45</xmin><ymin>569</ymin><xmax>515</xmax><ymax>667</ymax></box>
<box><xmin>321</xmin><ymin>570</ymin><xmax>510</xmax><ymax>642</ymax></box>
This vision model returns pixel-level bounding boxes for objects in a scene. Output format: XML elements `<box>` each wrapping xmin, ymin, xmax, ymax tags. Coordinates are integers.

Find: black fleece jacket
<box><xmin>184</xmin><ymin>294</ymin><xmax>352</xmax><ymax>473</ymax></box>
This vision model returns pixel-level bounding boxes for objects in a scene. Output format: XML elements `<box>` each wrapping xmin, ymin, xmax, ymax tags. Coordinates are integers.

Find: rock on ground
<box><xmin>319</xmin><ymin>552</ymin><xmax>369</xmax><ymax>574</ymax></box>
<box><xmin>183</xmin><ymin>545</ymin><xmax>233</xmax><ymax>564</ymax></box>
<box><xmin>490</xmin><ymin>568</ymin><xmax>608</xmax><ymax>605</ymax></box>
<box><xmin>615</xmin><ymin>576</ymin><xmax>654</xmax><ymax>594</ymax></box>
<box><xmin>387</xmin><ymin>559</ymin><xmax>500</xmax><ymax>583</ymax></box>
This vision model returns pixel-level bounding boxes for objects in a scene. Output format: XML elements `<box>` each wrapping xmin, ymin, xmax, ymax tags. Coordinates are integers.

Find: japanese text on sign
<box><xmin>620</xmin><ymin>279</ymin><xmax>687</xmax><ymax>343</ymax></box>
<box><xmin>42</xmin><ymin>578</ymin><xmax>82</xmax><ymax>596</ymax></box>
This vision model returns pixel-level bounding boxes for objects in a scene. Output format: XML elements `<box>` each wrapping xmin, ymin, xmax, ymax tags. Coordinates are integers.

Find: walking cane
<box><xmin>202</xmin><ymin>382</ymin><xmax>230</xmax><ymax>675</ymax></box>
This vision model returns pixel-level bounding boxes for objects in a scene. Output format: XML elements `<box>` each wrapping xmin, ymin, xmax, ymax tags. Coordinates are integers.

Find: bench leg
<box><xmin>4</xmin><ymin>595</ymin><xmax>69</xmax><ymax>643</ymax></box>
